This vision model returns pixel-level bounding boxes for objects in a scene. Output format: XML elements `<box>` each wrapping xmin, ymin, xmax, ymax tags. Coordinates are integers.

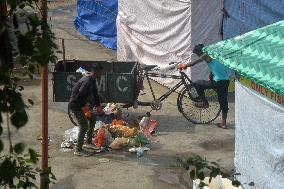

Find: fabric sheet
<box><xmin>117</xmin><ymin>0</ymin><xmax>223</xmax><ymax>86</ymax></box>
<box><xmin>235</xmin><ymin>81</ymin><xmax>284</xmax><ymax>189</ymax></box>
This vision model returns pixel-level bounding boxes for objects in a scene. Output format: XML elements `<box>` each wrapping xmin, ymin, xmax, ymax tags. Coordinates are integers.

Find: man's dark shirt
<box><xmin>69</xmin><ymin>75</ymin><xmax>100</xmax><ymax>110</ymax></box>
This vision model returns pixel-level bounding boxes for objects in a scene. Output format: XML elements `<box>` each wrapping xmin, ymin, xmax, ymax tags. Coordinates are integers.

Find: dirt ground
<box><xmin>2</xmin><ymin>1</ymin><xmax>236</xmax><ymax>189</ymax></box>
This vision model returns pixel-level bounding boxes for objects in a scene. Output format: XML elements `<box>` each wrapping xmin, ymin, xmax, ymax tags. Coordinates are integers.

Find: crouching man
<box><xmin>68</xmin><ymin>63</ymin><xmax>105</xmax><ymax>157</ymax></box>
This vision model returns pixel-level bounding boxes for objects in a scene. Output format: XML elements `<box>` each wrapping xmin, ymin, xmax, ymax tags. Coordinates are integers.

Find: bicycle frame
<box><xmin>137</xmin><ymin>70</ymin><xmax>194</xmax><ymax>106</ymax></box>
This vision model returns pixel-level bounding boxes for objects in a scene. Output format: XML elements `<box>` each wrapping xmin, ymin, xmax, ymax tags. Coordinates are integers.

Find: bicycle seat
<box><xmin>141</xmin><ymin>64</ymin><xmax>158</xmax><ymax>71</ymax></box>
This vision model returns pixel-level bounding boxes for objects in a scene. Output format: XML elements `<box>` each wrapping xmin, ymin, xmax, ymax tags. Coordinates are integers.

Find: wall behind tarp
<box><xmin>235</xmin><ymin>81</ymin><xmax>284</xmax><ymax>189</ymax></box>
<box><xmin>223</xmin><ymin>0</ymin><xmax>284</xmax><ymax>39</ymax></box>
<box><xmin>74</xmin><ymin>0</ymin><xmax>118</xmax><ymax>49</ymax></box>
<box><xmin>117</xmin><ymin>0</ymin><xmax>223</xmax><ymax>86</ymax></box>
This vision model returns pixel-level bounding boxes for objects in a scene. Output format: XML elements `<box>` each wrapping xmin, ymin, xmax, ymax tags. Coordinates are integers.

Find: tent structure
<box><xmin>73</xmin><ymin>0</ymin><xmax>284</xmax><ymax>86</ymax></box>
<box><xmin>204</xmin><ymin>20</ymin><xmax>284</xmax><ymax>189</ymax></box>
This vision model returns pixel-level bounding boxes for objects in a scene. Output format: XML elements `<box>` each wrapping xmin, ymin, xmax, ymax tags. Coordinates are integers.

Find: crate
<box><xmin>52</xmin><ymin>60</ymin><xmax>141</xmax><ymax>104</ymax></box>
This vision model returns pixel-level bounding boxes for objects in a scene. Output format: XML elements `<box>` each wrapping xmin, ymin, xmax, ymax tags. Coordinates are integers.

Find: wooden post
<box><xmin>62</xmin><ymin>38</ymin><xmax>66</xmax><ymax>71</ymax></box>
<box><xmin>39</xmin><ymin>0</ymin><xmax>49</xmax><ymax>188</ymax></box>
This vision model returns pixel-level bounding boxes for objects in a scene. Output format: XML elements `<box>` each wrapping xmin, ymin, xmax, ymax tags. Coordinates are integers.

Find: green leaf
<box><xmin>19</xmin><ymin>3</ymin><xmax>25</xmax><ymax>9</ymax></box>
<box><xmin>190</xmin><ymin>170</ymin><xmax>195</xmax><ymax>179</ymax></box>
<box><xmin>0</xmin><ymin>25</ymin><xmax>6</xmax><ymax>34</ymax></box>
<box><xmin>0</xmin><ymin>140</ymin><xmax>4</xmax><ymax>152</ymax></box>
<box><xmin>28</xmin><ymin>149</ymin><xmax>39</xmax><ymax>164</ymax></box>
<box><xmin>249</xmin><ymin>182</ymin><xmax>255</xmax><ymax>186</ymax></box>
<box><xmin>199</xmin><ymin>181</ymin><xmax>207</xmax><ymax>188</ymax></box>
<box><xmin>17</xmin><ymin>34</ymin><xmax>34</xmax><ymax>56</ymax></box>
<box><xmin>27</xmin><ymin>64</ymin><xmax>36</xmax><ymax>74</ymax></box>
<box><xmin>11</xmin><ymin>110</ymin><xmax>28</xmax><ymax>128</ymax></box>
<box><xmin>211</xmin><ymin>162</ymin><xmax>220</xmax><ymax>167</ymax></box>
<box><xmin>197</xmin><ymin>171</ymin><xmax>205</xmax><ymax>180</ymax></box>
<box><xmin>28</xmin><ymin>99</ymin><xmax>34</xmax><ymax>105</ymax></box>
<box><xmin>17</xmin><ymin>180</ymin><xmax>26</xmax><ymax>188</ymax></box>
<box><xmin>232</xmin><ymin>180</ymin><xmax>241</xmax><ymax>187</ymax></box>
<box><xmin>14</xmin><ymin>143</ymin><xmax>25</xmax><ymax>154</ymax></box>
<box><xmin>28</xmin><ymin>14</ymin><xmax>41</xmax><ymax>28</ymax></box>
<box><xmin>18</xmin><ymin>86</ymin><xmax>24</xmax><ymax>91</ymax></box>
<box><xmin>7</xmin><ymin>0</ymin><xmax>17</xmax><ymax>9</ymax></box>
<box><xmin>15</xmin><ymin>55</ymin><xmax>27</xmax><ymax>65</ymax></box>
<box><xmin>0</xmin><ymin>158</ymin><xmax>17</xmax><ymax>182</ymax></box>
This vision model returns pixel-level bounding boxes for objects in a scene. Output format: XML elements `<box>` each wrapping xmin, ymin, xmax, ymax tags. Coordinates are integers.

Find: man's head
<box><xmin>91</xmin><ymin>63</ymin><xmax>104</xmax><ymax>77</ymax></box>
<box><xmin>193</xmin><ymin>44</ymin><xmax>205</xmax><ymax>57</ymax></box>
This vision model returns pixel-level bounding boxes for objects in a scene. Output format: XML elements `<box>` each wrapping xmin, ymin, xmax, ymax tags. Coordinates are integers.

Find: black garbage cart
<box><xmin>52</xmin><ymin>60</ymin><xmax>141</xmax><ymax>106</ymax></box>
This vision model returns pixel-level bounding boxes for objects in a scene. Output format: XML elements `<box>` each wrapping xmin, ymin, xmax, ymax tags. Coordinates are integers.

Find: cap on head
<box><xmin>91</xmin><ymin>62</ymin><xmax>104</xmax><ymax>72</ymax></box>
<box><xmin>193</xmin><ymin>44</ymin><xmax>205</xmax><ymax>56</ymax></box>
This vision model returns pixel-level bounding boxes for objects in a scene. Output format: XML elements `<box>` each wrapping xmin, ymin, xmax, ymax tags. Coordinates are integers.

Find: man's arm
<box><xmin>185</xmin><ymin>54</ymin><xmax>207</xmax><ymax>67</ymax></box>
<box><xmin>76</xmin><ymin>77</ymin><xmax>91</xmax><ymax>107</ymax></box>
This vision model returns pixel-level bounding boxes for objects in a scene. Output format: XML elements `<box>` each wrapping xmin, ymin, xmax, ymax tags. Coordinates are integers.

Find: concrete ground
<box><xmin>3</xmin><ymin>1</ymin><xmax>236</xmax><ymax>189</ymax></box>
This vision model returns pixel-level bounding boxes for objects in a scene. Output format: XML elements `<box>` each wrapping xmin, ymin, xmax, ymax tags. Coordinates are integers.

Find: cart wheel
<box><xmin>68</xmin><ymin>104</ymin><xmax>78</xmax><ymax>126</ymax></box>
<box><xmin>177</xmin><ymin>87</ymin><xmax>221</xmax><ymax>124</ymax></box>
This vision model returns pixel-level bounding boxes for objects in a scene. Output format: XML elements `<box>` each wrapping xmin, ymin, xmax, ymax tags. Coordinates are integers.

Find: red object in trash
<box><xmin>93</xmin><ymin>128</ymin><xmax>105</xmax><ymax>147</ymax></box>
<box><xmin>149</xmin><ymin>119</ymin><xmax>158</xmax><ymax>134</ymax></box>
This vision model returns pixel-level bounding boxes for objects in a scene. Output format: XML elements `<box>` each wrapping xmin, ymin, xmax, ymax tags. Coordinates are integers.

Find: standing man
<box><xmin>69</xmin><ymin>63</ymin><xmax>105</xmax><ymax>156</ymax></box>
<box><xmin>178</xmin><ymin>44</ymin><xmax>230</xmax><ymax>129</ymax></box>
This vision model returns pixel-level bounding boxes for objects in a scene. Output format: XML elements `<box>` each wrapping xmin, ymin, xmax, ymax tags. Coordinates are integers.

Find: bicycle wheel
<box><xmin>68</xmin><ymin>104</ymin><xmax>78</xmax><ymax>126</ymax></box>
<box><xmin>177</xmin><ymin>87</ymin><xmax>221</xmax><ymax>124</ymax></box>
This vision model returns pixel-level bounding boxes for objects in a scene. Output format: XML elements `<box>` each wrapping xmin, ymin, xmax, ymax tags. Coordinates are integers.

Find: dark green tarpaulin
<box><xmin>204</xmin><ymin>20</ymin><xmax>284</xmax><ymax>96</ymax></box>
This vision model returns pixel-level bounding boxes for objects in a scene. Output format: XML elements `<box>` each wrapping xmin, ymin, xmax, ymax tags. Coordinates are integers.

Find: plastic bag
<box><xmin>60</xmin><ymin>126</ymin><xmax>80</xmax><ymax>149</ymax></box>
<box><xmin>149</xmin><ymin>119</ymin><xmax>158</xmax><ymax>134</ymax></box>
<box><xmin>63</xmin><ymin>126</ymin><xmax>79</xmax><ymax>144</ymax></box>
<box><xmin>93</xmin><ymin>128</ymin><xmax>114</xmax><ymax>147</ymax></box>
<box><xmin>94</xmin><ymin>121</ymin><xmax>105</xmax><ymax>130</ymax></box>
<box><xmin>76</xmin><ymin>67</ymin><xmax>89</xmax><ymax>76</ymax></box>
<box><xmin>109</xmin><ymin>137</ymin><xmax>128</xmax><ymax>150</ymax></box>
<box><xmin>129</xmin><ymin>147</ymin><xmax>150</xmax><ymax>158</ymax></box>
<box><xmin>134</xmin><ymin>132</ymin><xmax>149</xmax><ymax>146</ymax></box>
<box><xmin>103</xmin><ymin>103</ymin><xmax>117</xmax><ymax>115</ymax></box>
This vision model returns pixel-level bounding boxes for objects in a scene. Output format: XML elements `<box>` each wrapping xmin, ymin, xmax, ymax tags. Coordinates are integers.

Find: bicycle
<box><xmin>68</xmin><ymin>63</ymin><xmax>221</xmax><ymax>125</ymax></box>
<box><xmin>134</xmin><ymin>63</ymin><xmax>221</xmax><ymax>124</ymax></box>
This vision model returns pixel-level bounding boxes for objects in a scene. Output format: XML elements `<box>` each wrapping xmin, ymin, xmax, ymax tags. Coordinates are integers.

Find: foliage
<box><xmin>0</xmin><ymin>0</ymin><xmax>58</xmax><ymax>188</ymax></box>
<box><xmin>179</xmin><ymin>154</ymin><xmax>241</xmax><ymax>188</ymax></box>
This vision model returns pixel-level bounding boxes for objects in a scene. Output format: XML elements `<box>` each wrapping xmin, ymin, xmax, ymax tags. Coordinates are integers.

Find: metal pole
<box><xmin>62</xmin><ymin>38</ymin><xmax>66</xmax><ymax>71</ymax></box>
<box><xmin>0</xmin><ymin>0</ymin><xmax>7</xmax><ymax>19</ymax></box>
<box><xmin>39</xmin><ymin>0</ymin><xmax>49</xmax><ymax>188</ymax></box>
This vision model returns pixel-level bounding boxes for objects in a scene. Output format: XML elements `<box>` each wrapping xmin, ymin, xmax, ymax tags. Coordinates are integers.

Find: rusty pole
<box><xmin>0</xmin><ymin>0</ymin><xmax>7</xmax><ymax>18</ymax></box>
<box><xmin>39</xmin><ymin>0</ymin><xmax>49</xmax><ymax>188</ymax></box>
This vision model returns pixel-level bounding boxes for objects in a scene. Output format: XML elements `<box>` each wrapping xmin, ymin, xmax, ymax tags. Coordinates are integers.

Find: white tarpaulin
<box><xmin>235</xmin><ymin>81</ymin><xmax>284</xmax><ymax>189</ymax></box>
<box><xmin>117</xmin><ymin>0</ymin><xmax>223</xmax><ymax>86</ymax></box>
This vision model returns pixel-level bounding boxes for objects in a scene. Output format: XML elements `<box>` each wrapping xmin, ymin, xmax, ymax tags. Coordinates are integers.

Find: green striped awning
<box><xmin>203</xmin><ymin>20</ymin><xmax>284</xmax><ymax>96</ymax></box>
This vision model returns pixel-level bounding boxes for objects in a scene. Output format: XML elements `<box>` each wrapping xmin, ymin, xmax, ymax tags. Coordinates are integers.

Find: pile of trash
<box><xmin>60</xmin><ymin>105</ymin><xmax>158</xmax><ymax>158</ymax></box>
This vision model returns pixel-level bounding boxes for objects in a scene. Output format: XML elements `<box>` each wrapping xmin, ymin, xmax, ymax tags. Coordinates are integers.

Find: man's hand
<box><xmin>82</xmin><ymin>104</ymin><xmax>92</xmax><ymax>118</ymax></box>
<box><xmin>96</xmin><ymin>106</ymin><xmax>105</xmax><ymax>115</ymax></box>
<box><xmin>178</xmin><ymin>64</ymin><xmax>187</xmax><ymax>70</ymax></box>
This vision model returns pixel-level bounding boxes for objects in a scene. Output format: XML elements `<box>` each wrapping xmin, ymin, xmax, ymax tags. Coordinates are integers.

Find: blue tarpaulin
<box><xmin>223</xmin><ymin>0</ymin><xmax>284</xmax><ymax>39</ymax></box>
<box><xmin>74</xmin><ymin>0</ymin><xmax>118</xmax><ymax>49</ymax></box>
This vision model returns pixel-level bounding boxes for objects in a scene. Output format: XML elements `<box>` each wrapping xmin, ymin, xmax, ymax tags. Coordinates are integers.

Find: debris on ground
<box><xmin>60</xmin><ymin>107</ymin><xmax>159</xmax><ymax>158</ymax></box>
<box><xmin>98</xmin><ymin>158</ymin><xmax>110</xmax><ymax>163</ymax></box>
<box><xmin>129</xmin><ymin>147</ymin><xmax>150</xmax><ymax>158</ymax></box>
<box><xmin>193</xmin><ymin>175</ymin><xmax>243</xmax><ymax>189</ymax></box>
<box><xmin>60</xmin><ymin>126</ymin><xmax>79</xmax><ymax>149</ymax></box>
